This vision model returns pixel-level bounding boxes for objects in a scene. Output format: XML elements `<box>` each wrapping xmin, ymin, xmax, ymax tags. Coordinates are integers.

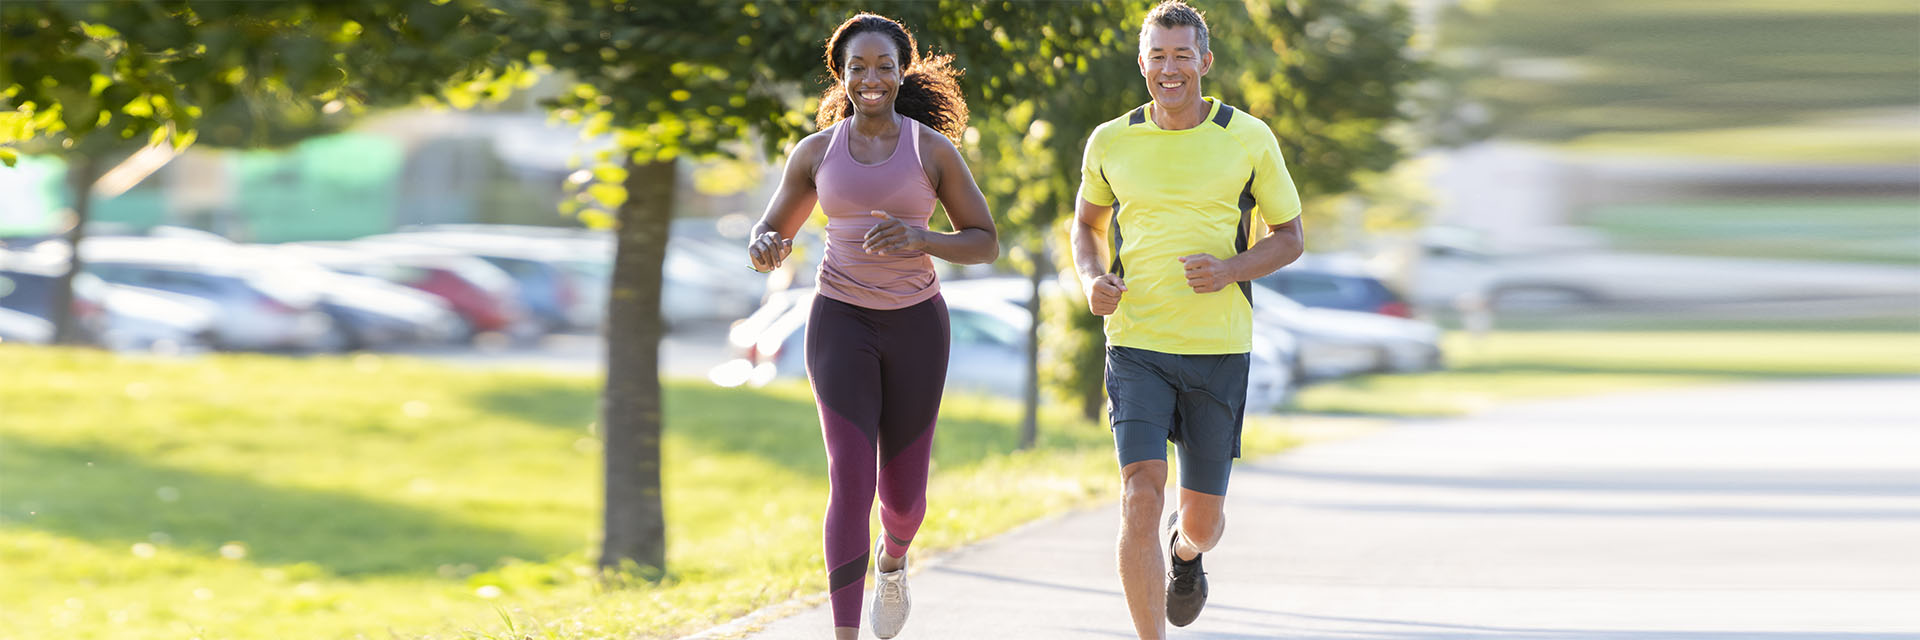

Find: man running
<box><xmin>1070</xmin><ymin>2</ymin><xmax>1305</xmax><ymax>638</ymax></box>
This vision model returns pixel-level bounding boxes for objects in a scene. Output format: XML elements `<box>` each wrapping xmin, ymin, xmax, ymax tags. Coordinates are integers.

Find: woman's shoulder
<box><xmin>913</xmin><ymin>119</ymin><xmax>961</xmax><ymax>156</ymax></box>
<box><xmin>790</xmin><ymin>126</ymin><xmax>838</xmax><ymax>164</ymax></box>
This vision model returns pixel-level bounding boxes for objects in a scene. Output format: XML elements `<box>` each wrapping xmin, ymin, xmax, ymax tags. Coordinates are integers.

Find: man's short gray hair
<box><xmin>1139</xmin><ymin>1</ymin><xmax>1210</xmax><ymax>55</ymax></box>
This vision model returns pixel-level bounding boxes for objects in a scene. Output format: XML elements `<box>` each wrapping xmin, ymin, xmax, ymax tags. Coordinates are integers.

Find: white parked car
<box><xmin>1250</xmin><ymin>281</ymin><xmax>1444</xmax><ymax>381</ymax></box>
<box><xmin>723</xmin><ymin>279</ymin><xmax>1299</xmax><ymax>412</ymax></box>
<box><xmin>726</xmin><ymin>287</ymin><xmax>1033</xmax><ymax>398</ymax></box>
<box><xmin>0</xmin><ymin>306</ymin><xmax>53</xmax><ymax>344</ymax></box>
<box><xmin>943</xmin><ymin>276</ymin><xmax>1299</xmax><ymax>411</ymax></box>
<box><xmin>78</xmin><ymin>238</ymin><xmax>338</xmax><ymax>352</ymax></box>
<box><xmin>98</xmin><ymin>284</ymin><xmax>217</xmax><ymax>354</ymax></box>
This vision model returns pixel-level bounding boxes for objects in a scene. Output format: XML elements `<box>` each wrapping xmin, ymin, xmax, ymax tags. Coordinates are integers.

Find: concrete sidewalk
<box><xmin>698</xmin><ymin>378</ymin><xmax>1920</xmax><ymax>639</ymax></box>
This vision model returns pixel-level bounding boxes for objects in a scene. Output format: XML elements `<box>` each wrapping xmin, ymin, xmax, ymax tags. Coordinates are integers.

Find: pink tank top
<box><xmin>812</xmin><ymin>114</ymin><xmax>941</xmax><ymax>310</ymax></box>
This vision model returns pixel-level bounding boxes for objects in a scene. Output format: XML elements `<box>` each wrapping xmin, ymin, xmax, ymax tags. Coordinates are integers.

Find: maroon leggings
<box><xmin>805</xmin><ymin>293</ymin><xmax>949</xmax><ymax>629</ymax></box>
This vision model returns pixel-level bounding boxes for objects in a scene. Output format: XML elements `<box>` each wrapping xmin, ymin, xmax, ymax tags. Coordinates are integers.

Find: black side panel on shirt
<box><xmin>1235</xmin><ymin>171</ymin><xmax>1256</xmax><ymax>304</ymax></box>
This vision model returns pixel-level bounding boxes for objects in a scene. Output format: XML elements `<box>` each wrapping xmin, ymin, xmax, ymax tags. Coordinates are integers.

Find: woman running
<box><xmin>746</xmin><ymin>12</ymin><xmax>997</xmax><ymax>640</ymax></box>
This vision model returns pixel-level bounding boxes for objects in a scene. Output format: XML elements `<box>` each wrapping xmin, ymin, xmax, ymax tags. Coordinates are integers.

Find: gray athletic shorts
<box><xmin>1105</xmin><ymin>345</ymin><xmax>1248</xmax><ymax>496</ymax></box>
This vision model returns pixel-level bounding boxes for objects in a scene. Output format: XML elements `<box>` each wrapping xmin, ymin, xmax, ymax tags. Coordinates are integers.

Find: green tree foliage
<box><xmin>1</xmin><ymin>0</ymin><xmax>530</xmax><ymax>157</ymax></box>
<box><xmin>1</xmin><ymin>0</ymin><xmax>536</xmax><ymax>342</ymax></box>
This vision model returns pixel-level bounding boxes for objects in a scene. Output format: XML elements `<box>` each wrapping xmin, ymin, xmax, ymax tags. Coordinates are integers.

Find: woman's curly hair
<box><xmin>816</xmin><ymin>13</ymin><xmax>968</xmax><ymax>144</ymax></box>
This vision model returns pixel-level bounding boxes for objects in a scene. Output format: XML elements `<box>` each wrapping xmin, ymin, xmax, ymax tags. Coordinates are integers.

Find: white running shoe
<box><xmin>868</xmin><ymin>538</ymin><xmax>912</xmax><ymax>639</ymax></box>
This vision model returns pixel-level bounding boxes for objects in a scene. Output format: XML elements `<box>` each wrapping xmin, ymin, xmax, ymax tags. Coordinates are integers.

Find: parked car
<box><xmin>944</xmin><ymin>276</ymin><xmax>1300</xmax><ymax>411</ymax></box>
<box><xmin>1257</xmin><ymin>253</ymin><xmax>1413</xmax><ymax>318</ymax></box>
<box><xmin>5</xmin><ymin>247</ymin><xmax>215</xmax><ymax>353</ymax></box>
<box><xmin>79</xmin><ymin>238</ymin><xmax>339</xmax><ymax>352</ymax></box>
<box><xmin>732</xmin><ymin>287</ymin><xmax>1034</xmax><ymax>398</ymax></box>
<box><xmin>315</xmin><ymin>272</ymin><xmax>464</xmax><ymax>348</ymax></box>
<box><xmin>356</xmin><ymin>232</ymin><xmax>595</xmax><ymax>333</ymax></box>
<box><xmin>726</xmin><ymin>281</ymin><xmax>1299</xmax><ymax>411</ymax></box>
<box><xmin>283</xmin><ymin>242</ymin><xmax>530</xmax><ymax>341</ymax></box>
<box><xmin>0</xmin><ymin>306</ymin><xmax>53</xmax><ymax>344</ymax></box>
<box><xmin>97</xmin><ymin>284</ymin><xmax>218</xmax><ymax>354</ymax></box>
<box><xmin>0</xmin><ymin>251</ymin><xmax>109</xmax><ymax>343</ymax></box>
<box><xmin>1250</xmin><ymin>280</ymin><xmax>1443</xmax><ymax>381</ymax></box>
<box><xmin>663</xmin><ymin>238</ymin><xmax>764</xmax><ymax>327</ymax></box>
<box><xmin>243</xmin><ymin>246</ymin><xmax>464</xmax><ymax>349</ymax></box>
<box><xmin>371</xmin><ymin>228</ymin><xmax>763</xmax><ymax>330</ymax></box>
<box><xmin>384</xmin><ymin>226</ymin><xmax>615</xmax><ymax>330</ymax></box>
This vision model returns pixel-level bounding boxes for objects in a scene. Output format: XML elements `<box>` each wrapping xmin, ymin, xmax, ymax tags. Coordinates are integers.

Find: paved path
<box><xmin>699</xmin><ymin>379</ymin><xmax>1920</xmax><ymax>639</ymax></box>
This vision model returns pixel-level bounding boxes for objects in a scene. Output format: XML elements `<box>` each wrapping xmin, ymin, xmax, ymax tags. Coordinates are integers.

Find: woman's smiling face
<box><xmin>841</xmin><ymin>32</ymin><xmax>902</xmax><ymax>119</ymax></box>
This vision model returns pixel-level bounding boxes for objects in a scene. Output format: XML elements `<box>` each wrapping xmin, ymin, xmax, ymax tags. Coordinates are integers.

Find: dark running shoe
<box><xmin>1165</xmin><ymin>511</ymin><xmax>1209</xmax><ymax>627</ymax></box>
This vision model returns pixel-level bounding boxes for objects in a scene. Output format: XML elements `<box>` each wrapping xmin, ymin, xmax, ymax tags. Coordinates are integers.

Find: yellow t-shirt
<box><xmin>1078</xmin><ymin>98</ymin><xmax>1303</xmax><ymax>355</ymax></box>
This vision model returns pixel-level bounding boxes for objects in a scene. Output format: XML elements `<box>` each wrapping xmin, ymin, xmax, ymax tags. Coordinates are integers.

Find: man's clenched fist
<box><xmin>1087</xmin><ymin>273</ymin><xmax>1127</xmax><ymax>316</ymax></box>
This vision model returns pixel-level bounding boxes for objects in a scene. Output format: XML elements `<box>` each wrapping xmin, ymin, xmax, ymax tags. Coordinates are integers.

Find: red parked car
<box><xmin>281</xmin><ymin>243</ymin><xmax>527</xmax><ymax>341</ymax></box>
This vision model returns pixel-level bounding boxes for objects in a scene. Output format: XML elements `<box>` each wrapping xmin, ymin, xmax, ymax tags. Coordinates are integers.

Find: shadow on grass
<box><xmin>468</xmin><ymin>379</ymin><xmax>599</xmax><ymax>430</ymax></box>
<box><xmin>455</xmin><ymin>378</ymin><xmax>1100</xmax><ymax>478</ymax></box>
<box><xmin>0</xmin><ymin>437</ymin><xmax>578</xmax><ymax>577</ymax></box>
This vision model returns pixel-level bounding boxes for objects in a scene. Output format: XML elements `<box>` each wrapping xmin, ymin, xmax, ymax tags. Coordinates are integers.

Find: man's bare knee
<box><xmin>1120</xmin><ymin>462</ymin><xmax>1167</xmax><ymax>528</ymax></box>
<box><xmin>1177</xmin><ymin>490</ymin><xmax>1227</xmax><ymax>551</ymax></box>
<box><xmin>1180</xmin><ymin>508</ymin><xmax>1225</xmax><ymax>549</ymax></box>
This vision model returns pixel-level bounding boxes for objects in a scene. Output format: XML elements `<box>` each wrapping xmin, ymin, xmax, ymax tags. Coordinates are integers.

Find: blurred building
<box><xmin>0</xmin><ymin>103</ymin><xmax>787</xmax><ymax>246</ymax></box>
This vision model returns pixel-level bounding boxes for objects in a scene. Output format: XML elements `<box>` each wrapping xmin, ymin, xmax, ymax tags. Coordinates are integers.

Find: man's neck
<box><xmin>1151</xmin><ymin>97</ymin><xmax>1210</xmax><ymax>131</ymax></box>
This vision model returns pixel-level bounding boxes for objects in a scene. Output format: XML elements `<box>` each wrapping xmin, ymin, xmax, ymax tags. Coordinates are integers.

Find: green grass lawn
<box><xmin>1294</xmin><ymin>331</ymin><xmax>1920</xmax><ymax>417</ymax></box>
<box><xmin>0</xmin><ymin>346</ymin><xmax>1296</xmax><ymax>640</ymax></box>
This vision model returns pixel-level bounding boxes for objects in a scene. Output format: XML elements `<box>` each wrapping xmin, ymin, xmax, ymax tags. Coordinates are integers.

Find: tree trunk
<box><xmin>51</xmin><ymin>154</ymin><xmax>100</xmax><ymax>346</ymax></box>
<box><xmin>1017</xmin><ymin>247</ymin><xmax>1044</xmax><ymax>450</ymax></box>
<box><xmin>598</xmin><ymin>158</ymin><xmax>675</xmax><ymax>575</ymax></box>
<box><xmin>1082</xmin><ymin>378</ymin><xmax>1103</xmax><ymax>423</ymax></box>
